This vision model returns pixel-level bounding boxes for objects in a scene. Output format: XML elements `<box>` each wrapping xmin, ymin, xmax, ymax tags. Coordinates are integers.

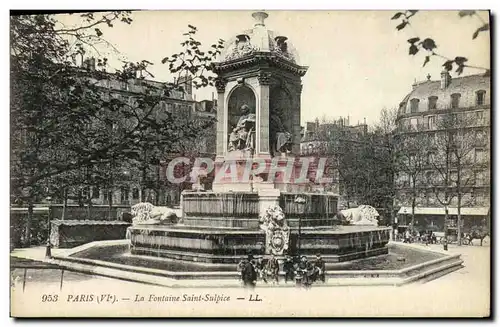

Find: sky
<box><xmin>56</xmin><ymin>10</ymin><xmax>490</xmax><ymax>126</ymax></box>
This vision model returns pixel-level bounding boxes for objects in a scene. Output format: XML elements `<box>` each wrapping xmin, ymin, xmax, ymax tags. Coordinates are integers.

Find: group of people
<box><xmin>397</xmin><ymin>229</ymin><xmax>437</xmax><ymax>245</ymax></box>
<box><xmin>238</xmin><ymin>253</ymin><xmax>326</xmax><ymax>288</ymax></box>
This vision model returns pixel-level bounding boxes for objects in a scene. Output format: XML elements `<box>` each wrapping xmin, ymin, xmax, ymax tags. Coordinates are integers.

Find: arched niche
<box><xmin>269</xmin><ymin>86</ymin><xmax>293</xmax><ymax>154</ymax></box>
<box><xmin>227</xmin><ymin>85</ymin><xmax>256</xmax><ymax>132</ymax></box>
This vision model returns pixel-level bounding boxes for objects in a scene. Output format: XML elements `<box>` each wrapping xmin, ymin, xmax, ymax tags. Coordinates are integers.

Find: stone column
<box><xmin>291</xmin><ymin>83</ymin><xmax>303</xmax><ymax>155</ymax></box>
<box><xmin>215</xmin><ymin>78</ymin><xmax>227</xmax><ymax>157</ymax></box>
<box><xmin>258</xmin><ymin>72</ymin><xmax>272</xmax><ymax>155</ymax></box>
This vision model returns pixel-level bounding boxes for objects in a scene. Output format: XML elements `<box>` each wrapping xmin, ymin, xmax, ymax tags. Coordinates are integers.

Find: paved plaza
<box><xmin>11</xmin><ymin>241</ymin><xmax>490</xmax><ymax>317</ymax></box>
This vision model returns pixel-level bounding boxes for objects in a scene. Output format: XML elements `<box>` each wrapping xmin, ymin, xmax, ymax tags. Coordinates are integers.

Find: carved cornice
<box><xmin>213</xmin><ymin>52</ymin><xmax>308</xmax><ymax>77</ymax></box>
<box><xmin>214</xmin><ymin>78</ymin><xmax>227</xmax><ymax>93</ymax></box>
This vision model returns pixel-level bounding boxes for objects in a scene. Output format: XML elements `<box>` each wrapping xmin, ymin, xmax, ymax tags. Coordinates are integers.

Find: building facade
<box><xmin>300</xmin><ymin>117</ymin><xmax>370</xmax><ymax>207</ymax></box>
<box><xmin>70</xmin><ymin>59</ymin><xmax>217</xmax><ymax>207</ymax></box>
<box><xmin>394</xmin><ymin>72</ymin><xmax>491</xmax><ymax>233</ymax></box>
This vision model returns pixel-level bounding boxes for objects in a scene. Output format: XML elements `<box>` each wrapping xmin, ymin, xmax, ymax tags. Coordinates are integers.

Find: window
<box><xmin>475</xmin><ymin>149</ymin><xmax>486</xmax><ymax>164</ymax></box>
<box><xmin>425</xmin><ymin>171</ymin><xmax>433</xmax><ymax>184</ymax></box>
<box><xmin>399</xmin><ymin>102</ymin><xmax>406</xmax><ymax>114</ymax></box>
<box><xmin>475</xmin><ymin>171</ymin><xmax>486</xmax><ymax>186</ymax></box>
<box><xmin>426</xmin><ymin>116</ymin><xmax>436</xmax><ymax>129</ymax></box>
<box><xmin>103</xmin><ymin>189</ymin><xmax>110</xmax><ymax>202</ymax></box>
<box><xmin>475</xmin><ymin>110</ymin><xmax>484</xmax><ymax>123</ymax></box>
<box><xmin>450</xmin><ymin>93</ymin><xmax>461</xmax><ymax>109</ymax></box>
<box><xmin>410</xmin><ymin>118</ymin><xmax>418</xmax><ymax>130</ymax></box>
<box><xmin>450</xmin><ymin>171</ymin><xmax>458</xmax><ymax>185</ymax></box>
<box><xmin>160</xmin><ymin>101</ymin><xmax>167</xmax><ymax>111</ymax></box>
<box><xmin>410</xmin><ymin>98</ymin><xmax>420</xmax><ymax>113</ymax></box>
<box><xmin>167</xmin><ymin>103</ymin><xmax>173</xmax><ymax>113</ymax></box>
<box><xmin>92</xmin><ymin>187</ymin><xmax>100</xmax><ymax>199</ymax></box>
<box><xmin>132</xmin><ymin>188</ymin><xmax>140</xmax><ymax>200</ymax></box>
<box><xmin>427</xmin><ymin>152</ymin><xmax>435</xmax><ymax>165</ymax></box>
<box><xmin>428</xmin><ymin>96</ymin><xmax>438</xmax><ymax>110</ymax></box>
<box><xmin>120</xmin><ymin>186</ymin><xmax>129</xmax><ymax>203</ymax></box>
<box><xmin>429</xmin><ymin>132</ymin><xmax>437</xmax><ymax>146</ymax></box>
<box><xmin>475</xmin><ymin>130</ymin><xmax>486</xmax><ymax>145</ymax></box>
<box><xmin>82</xmin><ymin>187</ymin><xmax>90</xmax><ymax>199</ymax></box>
<box><xmin>476</xmin><ymin>90</ymin><xmax>486</xmax><ymax>106</ymax></box>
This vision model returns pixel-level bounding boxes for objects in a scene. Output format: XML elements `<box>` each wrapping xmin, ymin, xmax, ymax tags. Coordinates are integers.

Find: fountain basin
<box><xmin>126</xmin><ymin>225</ymin><xmax>392</xmax><ymax>263</ymax></box>
<box><xmin>48</xmin><ymin>240</ymin><xmax>463</xmax><ymax>287</ymax></box>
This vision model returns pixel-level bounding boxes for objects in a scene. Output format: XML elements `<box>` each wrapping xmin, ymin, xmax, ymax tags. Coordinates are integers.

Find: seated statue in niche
<box><xmin>270</xmin><ymin>106</ymin><xmax>292</xmax><ymax>156</ymax></box>
<box><xmin>228</xmin><ymin>104</ymin><xmax>256</xmax><ymax>152</ymax></box>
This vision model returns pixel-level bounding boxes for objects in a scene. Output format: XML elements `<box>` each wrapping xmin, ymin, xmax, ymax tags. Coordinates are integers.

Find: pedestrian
<box><xmin>404</xmin><ymin>229</ymin><xmax>411</xmax><ymax>243</ymax></box>
<box><xmin>266</xmin><ymin>254</ymin><xmax>280</xmax><ymax>284</ymax></box>
<box><xmin>255</xmin><ymin>257</ymin><xmax>267</xmax><ymax>283</ymax></box>
<box><xmin>241</xmin><ymin>254</ymin><xmax>257</xmax><ymax>289</ymax></box>
<box><xmin>313</xmin><ymin>254</ymin><xmax>326</xmax><ymax>283</ymax></box>
<box><xmin>283</xmin><ymin>255</ymin><xmax>295</xmax><ymax>283</ymax></box>
<box><xmin>237</xmin><ymin>257</ymin><xmax>248</xmax><ymax>282</ymax></box>
<box><xmin>297</xmin><ymin>255</ymin><xmax>311</xmax><ymax>288</ymax></box>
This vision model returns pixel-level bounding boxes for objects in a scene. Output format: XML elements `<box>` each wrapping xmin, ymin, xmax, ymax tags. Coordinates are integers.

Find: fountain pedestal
<box><xmin>127</xmin><ymin>11</ymin><xmax>391</xmax><ymax>266</ymax></box>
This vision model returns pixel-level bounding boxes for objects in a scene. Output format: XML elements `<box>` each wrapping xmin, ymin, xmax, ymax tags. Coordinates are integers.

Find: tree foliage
<box><xmin>391</xmin><ymin>10</ymin><xmax>490</xmax><ymax>75</ymax></box>
<box><xmin>312</xmin><ymin>117</ymin><xmax>394</xmax><ymax>217</ymax></box>
<box><xmin>10</xmin><ymin>12</ymin><xmax>223</xmax><ymax>206</ymax></box>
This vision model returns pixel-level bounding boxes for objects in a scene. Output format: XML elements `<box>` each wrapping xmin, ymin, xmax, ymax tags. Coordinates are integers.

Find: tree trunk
<box><xmin>443</xmin><ymin>206</ymin><xmax>449</xmax><ymax>251</ymax></box>
<box><xmin>25</xmin><ymin>201</ymin><xmax>33</xmax><ymax>247</ymax></box>
<box><xmin>457</xmin><ymin>192</ymin><xmax>462</xmax><ymax>246</ymax></box>
<box><xmin>61</xmin><ymin>188</ymin><xmax>68</xmax><ymax>220</ymax></box>
<box><xmin>411</xmin><ymin>195</ymin><xmax>416</xmax><ymax>233</ymax></box>
<box><xmin>155</xmin><ymin>165</ymin><xmax>160</xmax><ymax>206</ymax></box>
<box><xmin>108</xmin><ymin>189</ymin><xmax>113</xmax><ymax>220</ymax></box>
<box><xmin>86</xmin><ymin>194</ymin><xmax>92</xmax><ymax>220</ymax></box>
<box><xmin>410</xmin><ymin>178</ymin><xmax>416</xmax><ymax>233</ymax></box>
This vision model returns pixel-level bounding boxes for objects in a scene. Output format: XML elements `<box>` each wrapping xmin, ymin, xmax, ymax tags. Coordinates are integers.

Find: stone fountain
<box><xmin>126</xmin><ymin>11</ymin><xmax>391</xmax><ymax>264</ymax></box>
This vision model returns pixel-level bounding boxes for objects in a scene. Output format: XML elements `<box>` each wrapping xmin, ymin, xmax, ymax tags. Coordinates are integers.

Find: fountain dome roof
<box><xmin>218</xmin><ymin>12</ymin><xmax>301</xmax><ymax>65</ymax></box>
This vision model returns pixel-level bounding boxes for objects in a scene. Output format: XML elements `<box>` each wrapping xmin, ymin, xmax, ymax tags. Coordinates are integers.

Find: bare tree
<box><xmin>428</xmin><ymin>117</ymin><xmax>456</xmax><ymax>250</ymax></box>
<box><xmin>394</xmin><ymin>122</ymin><xmax>432</xmax><ymax>233</ymax></box>
<box><xmin>435</xmin><ymin>112</ymin><xmax>487</xmax><ymax>245</ymax></box>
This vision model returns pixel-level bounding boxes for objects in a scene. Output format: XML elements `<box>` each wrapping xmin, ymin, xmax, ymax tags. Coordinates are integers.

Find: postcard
<box><xmin>10</xmin><ymin>9</ymin><xmax>491</xmax><ymax>318</ymax></box>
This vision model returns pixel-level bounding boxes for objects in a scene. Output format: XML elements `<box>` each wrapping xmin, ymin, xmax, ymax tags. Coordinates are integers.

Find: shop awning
<box><xmin>397</xmin><ymin>207</ymin><xmax>489</xmax><ymax>216</ymax></box>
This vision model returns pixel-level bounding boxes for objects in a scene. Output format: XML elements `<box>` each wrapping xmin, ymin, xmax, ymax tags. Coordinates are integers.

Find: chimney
<box><xmin>411</xmin><ymin>78</ymin><xmax>419</xmax><ymax>90</ymax></box>
<box><xmin>440</xmin><ymin>70</ymin><xmax>451</xmax><ymax>89</ymax></box>
<box><xmin>306</xmin><ymin>122</ymin><xmax>317</xmax><ymax>133</ymax></box>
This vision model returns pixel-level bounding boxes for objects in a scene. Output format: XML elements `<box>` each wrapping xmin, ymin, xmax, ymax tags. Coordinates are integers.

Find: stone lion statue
<box><xmin>338</xmin><ymin>205</ymin><xmax>379</xmax><ymax>226</ymax></box>
<box><xmin>130</xmin><ymin>202</ymin><xmax>180</xmax><ymax>225</ymax></box>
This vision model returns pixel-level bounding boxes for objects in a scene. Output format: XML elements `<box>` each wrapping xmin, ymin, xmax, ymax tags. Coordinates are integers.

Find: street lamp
<box><xmin>294</xmin><ymin>195</ymin><xmax>306</xmax><ymax>255</ymax></box>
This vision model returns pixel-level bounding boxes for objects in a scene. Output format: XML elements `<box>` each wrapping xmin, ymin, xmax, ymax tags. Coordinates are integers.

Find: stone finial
<box><xmin>252</xmin><ymin>11</ymin><xmax>268</xmax><ymax>26</ymax></box>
